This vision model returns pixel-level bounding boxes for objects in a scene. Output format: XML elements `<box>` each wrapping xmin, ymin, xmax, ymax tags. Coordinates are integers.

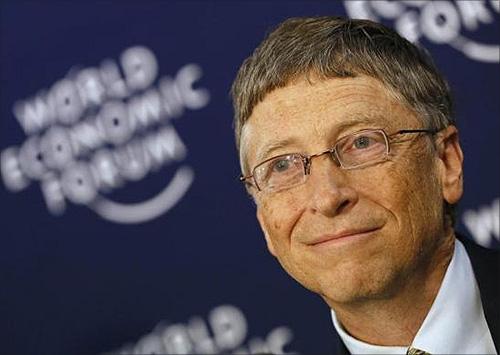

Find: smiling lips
<box><xmin>308</xmin><ymin>227</ymin><xmax>381</xmax><ymax>246</ymax></box>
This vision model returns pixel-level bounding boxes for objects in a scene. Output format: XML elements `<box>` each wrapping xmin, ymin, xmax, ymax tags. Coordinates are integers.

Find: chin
<box><xmin>315</xmin><ymin>260</ymin><xmax>400</xmax><ymax>305</ymax></box>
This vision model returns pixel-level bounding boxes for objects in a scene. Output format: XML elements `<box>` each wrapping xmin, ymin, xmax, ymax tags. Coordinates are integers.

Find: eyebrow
<box><xmin>255</xmin><ymin>137</ymin><xmax>298</xmax><ymax>166</ymax></box>
<box><xmin>253</xmin><ymin>114</ymin><xmax>388</xmax><ymax>167</ymax></box>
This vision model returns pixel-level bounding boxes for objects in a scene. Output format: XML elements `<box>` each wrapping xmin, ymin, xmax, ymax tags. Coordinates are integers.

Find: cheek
<box><xmin>376</xmin><ymin>150</ymin><xmax>439</xmax><ymax>212</ymax></box>
<box><xmin>401</xmin><ymin>153</ymin><xmax>443</xmax><ymax>221</ymax></box>
<box><xmin>365</xmin><ymin>155</ymin><xmax>443</xmax><ymax>254</ymax></box>
<box><xmin>258</xmin><ymin>193</ymin><xmax>303</xmax><ymax>247</ymax></box>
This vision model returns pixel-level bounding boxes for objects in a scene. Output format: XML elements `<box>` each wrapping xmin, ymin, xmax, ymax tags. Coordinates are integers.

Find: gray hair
<box><xmin>231</xmin><ymin>16</ymin><xmax>454</xmax><ymax>151</ymax></box>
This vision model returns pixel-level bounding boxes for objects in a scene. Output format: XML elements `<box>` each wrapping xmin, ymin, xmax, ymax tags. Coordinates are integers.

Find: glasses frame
<box><xmin>239</xmin><ymin>128</ymin><xmax>437</xmax><ymax>192</ymax></box>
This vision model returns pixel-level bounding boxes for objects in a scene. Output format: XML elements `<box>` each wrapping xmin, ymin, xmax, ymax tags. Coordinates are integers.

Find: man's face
<box><xmin>240</xmin><ymin>75</ymin><xmax>463</xmax><ymax>305</ymax></box>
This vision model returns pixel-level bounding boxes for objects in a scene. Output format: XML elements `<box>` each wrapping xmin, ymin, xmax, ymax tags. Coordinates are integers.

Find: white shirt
<box><xmin>330</xmin><ymin>239</ymin><xmax>497</xmax><ymax>354</ymax></box>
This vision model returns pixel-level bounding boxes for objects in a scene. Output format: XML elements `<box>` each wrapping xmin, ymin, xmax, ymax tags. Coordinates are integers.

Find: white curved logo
<box><xmin>344</xmin><ymin>0</ymin><xmax>500</xmax><ymax>63</ymax></box>
<box><xmin>109</xmin><ymin>304</ymin><xmax>296</xmax><ymax>354</ymax></box>
<box><xmin>91</xmin><ymin>166</ymin><xmax>194</xmax><ymax>224</ymax></box>
<box><xmin>462</xmin><ymin>198</ymin><xmax>499</xmax><ymax>248</ymax></box>
<box><xmin>1</xmin><ymin>46</ymin><xmax>210</xmax><ymax>224</ymax></box>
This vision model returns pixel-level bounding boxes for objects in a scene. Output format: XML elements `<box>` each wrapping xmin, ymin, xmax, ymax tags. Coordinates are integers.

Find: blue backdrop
<box><xmin>1</xmin><ymin>1</ymin><xmax>498</xmax><ymax>354</ymax></box>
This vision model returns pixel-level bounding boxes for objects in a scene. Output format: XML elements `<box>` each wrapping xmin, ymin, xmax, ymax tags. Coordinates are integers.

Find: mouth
<box><xmin>308</xmin><ymin>227</ymin><xmax>381</xmax><ymax>248</ymax></box>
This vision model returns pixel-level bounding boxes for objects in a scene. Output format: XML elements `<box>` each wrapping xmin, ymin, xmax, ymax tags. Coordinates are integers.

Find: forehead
<box><xmin>240</xmin><ymin>75</ymin><xmax>419</xmax><ymax>169</ymax></box>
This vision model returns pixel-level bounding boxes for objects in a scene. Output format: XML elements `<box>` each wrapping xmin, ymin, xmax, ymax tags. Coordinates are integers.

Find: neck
<box><xmin>328</xmin><ymin>232</ymin><xmax>455</xmax><ymax>346</ymax></box>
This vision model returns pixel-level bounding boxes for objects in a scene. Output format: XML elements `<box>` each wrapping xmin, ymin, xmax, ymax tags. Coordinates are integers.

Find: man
<box><xmin>231</xmin><ymin>16</ymin><xmax>499</xmax><ymax>354</ymax></box>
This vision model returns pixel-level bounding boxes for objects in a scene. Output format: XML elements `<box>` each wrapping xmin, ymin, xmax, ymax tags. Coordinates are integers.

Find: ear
<box><xmin>436</xmin><ymin>125</ymin><xmax>464</xmax><ymax>205</ymax></box>
<box><xmin>257</xmin><ymin>208</ymin><xmax>277</xmax><ymax>257</ymax></box>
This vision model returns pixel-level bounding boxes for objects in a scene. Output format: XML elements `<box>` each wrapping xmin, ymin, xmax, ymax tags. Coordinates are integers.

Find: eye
<box><xmin>341</xmin><ymin>131</ymin><xmax>385</xmax><ymax>153</ymax></box>
<box><xmin>336</xmin><ymin>130</ymin><xmax>388</xmax><ymax>167</ymax></box>
<box><xmin>256</xmin><ymin>154</ymin><xmax>304</xmax><ymax>192</ymax></box>
<box><xmin>272</xmin><ymin>158</ymin><xmax>291</xmax><ymax>172</ymax></box>
<box><xmin>353</xmin><ymin>136</ymin><xmax>372</xmax><ymax>149</ymax></box>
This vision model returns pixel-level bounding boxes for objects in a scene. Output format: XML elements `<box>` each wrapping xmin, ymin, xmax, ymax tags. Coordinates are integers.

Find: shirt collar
<box><xmin>331</xmin><ymin>238</ymin><xmax>496</xmax><ymax>354</ymax></box>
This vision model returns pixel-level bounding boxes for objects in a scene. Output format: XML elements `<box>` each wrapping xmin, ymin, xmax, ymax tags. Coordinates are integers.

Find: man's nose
<box><xmin>306</xmin><ymin>155</ymin><xmax>358</xmax><ymax>217</ymax></box>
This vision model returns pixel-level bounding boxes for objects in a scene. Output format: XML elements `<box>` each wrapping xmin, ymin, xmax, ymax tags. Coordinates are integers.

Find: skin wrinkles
<box><xmin>241</xmin><ymin>74</ymin><xmax>463</xmax><ymax>345</ymax></box>
<box><xmin>249</xmin><ymin>114</ymin><xmax>390</xmax><ymax>174</ymax></box>
<box><xmin>240</xmin><ymin>78</ymin><xmax>397</xmax><ymax>174</ymax></box>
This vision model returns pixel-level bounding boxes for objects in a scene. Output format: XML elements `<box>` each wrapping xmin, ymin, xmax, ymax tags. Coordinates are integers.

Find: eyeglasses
<box><xmin>239</xmin><ymin>128</ymin><xmax>437</xmax><ymax>193</ymax></box>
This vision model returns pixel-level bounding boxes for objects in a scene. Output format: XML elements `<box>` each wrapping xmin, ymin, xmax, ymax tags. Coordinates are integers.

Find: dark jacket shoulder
<box><xmin>458</xmin><ymin>234</ymin><xmax>499</xmax><ymax>353</ymax></box>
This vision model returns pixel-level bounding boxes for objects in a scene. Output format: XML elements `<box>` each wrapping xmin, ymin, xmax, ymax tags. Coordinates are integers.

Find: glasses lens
<box><xmin>254</xmin><ymin>154</ymin><xmax>305</xmax><ymax>192</ymax></box>
<box><xmin>336</xmin><ymin>130</ymin><xmax>388</xmax><ymax>168</ymax></box>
